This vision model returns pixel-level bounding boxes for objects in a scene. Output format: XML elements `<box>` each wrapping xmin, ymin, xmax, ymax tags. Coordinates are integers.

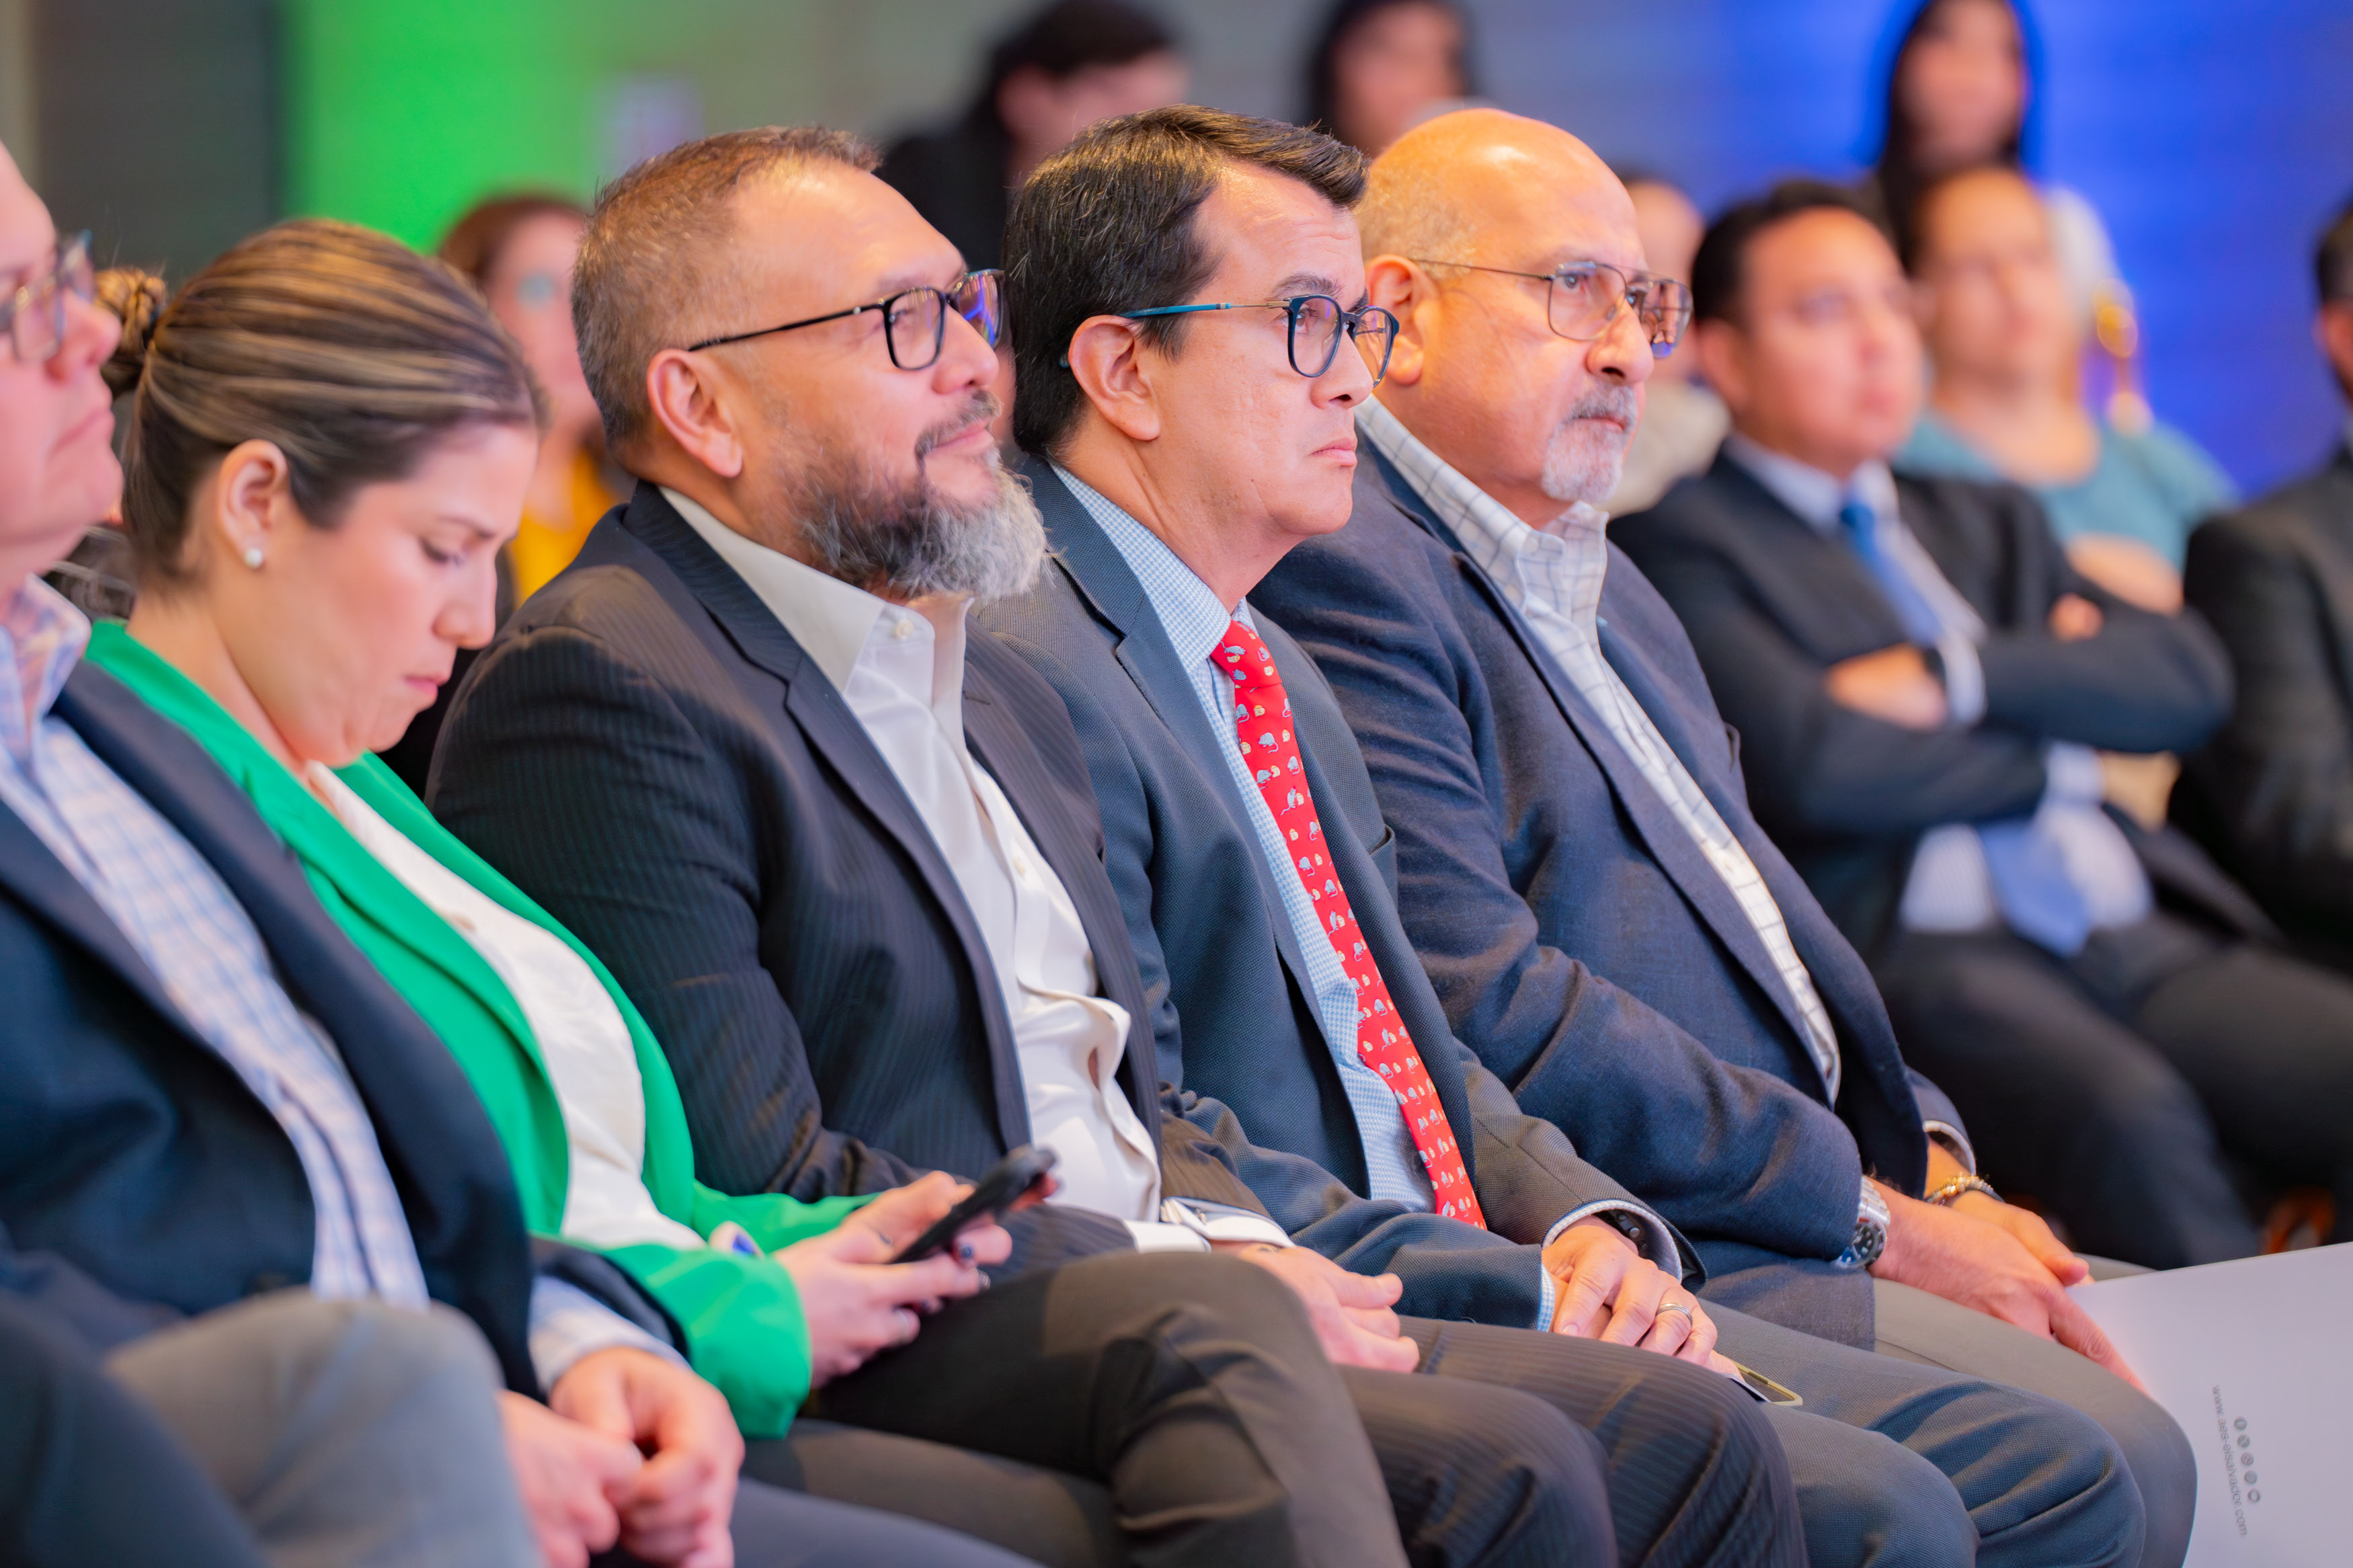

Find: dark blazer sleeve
<box><xmin>432</xmin><ymin>618</ymin><xmax>924</xmax><ymax>1202</ymax></box>
<box><xmin>991</xmin><ymin>626</ymin><xmax>1557</xmax><ymax>1324</ymax></box>
<box><xmin>2182</xmin><ymin>507</ymin><xmax>2353</xmax><ymax>925</ymax></box>
<box><xmin>1624</xmin><ymin>522</ymin><xmax>2046</xmax><ymax>839</ymax></box>
<box><xmin>0</xmin><ymin>1223</ymin><xmax>182</xmax><ymax>1356</ymax></box>
<box><xmin>1258</xmin><ymin>538</ymin><xmax>1863</xmax><ymax>1262</ymax></box>
<box><xmin>1957</xmin><ymin>485</ymin><xmax>2233</xmax><ymax>751</ymax></box>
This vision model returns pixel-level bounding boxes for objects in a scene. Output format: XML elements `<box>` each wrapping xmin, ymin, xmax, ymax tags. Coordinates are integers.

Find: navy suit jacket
<box><xmin>0</xmin><ymin>660</ymin><xmax>582</xmax><ymax>1393</ymax></box>
<box><xmin>983</xmin><ymin>462</ymin><xmax>1684</xmax><ymax>1331</ymax></box>
<box><xmin>1616</xmin><ymin>454</ymin><xmax>2259</xmax><ymax>958</ymax></box>
<box><xmin>432</xmin><ymin>485</ymin><xmax>1385</xmax><ymax>1253</ymax></box>
<box><xmin>1255</xmin><ymin>450</ymin><xmax>1950</xmax><ymax>1343</ymax></box>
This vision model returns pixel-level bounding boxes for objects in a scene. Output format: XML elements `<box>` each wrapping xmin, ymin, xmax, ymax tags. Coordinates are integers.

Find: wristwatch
<box><xmin>1835</xmin><ymin>1181</ymin><xmax>1889</xmax><ymax>1271</ymax></box>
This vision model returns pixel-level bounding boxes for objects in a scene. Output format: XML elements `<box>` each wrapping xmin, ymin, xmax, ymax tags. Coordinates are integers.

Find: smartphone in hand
<box><xmin>888</xmin><ymin>1146</ymin><xmax>1060</xmax><ymax>1264</ymax></box>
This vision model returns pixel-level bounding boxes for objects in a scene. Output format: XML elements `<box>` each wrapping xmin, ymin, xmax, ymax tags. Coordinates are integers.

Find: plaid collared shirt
<box><xmin>1358</xmin><ymin>400</ymin><xmax>1843</xmax><ymax>1097</ymax></box>
<box><xmin>0</xmin><ymin>579</ymin><xmax>429</xmax><ymax>1307</ymax></box>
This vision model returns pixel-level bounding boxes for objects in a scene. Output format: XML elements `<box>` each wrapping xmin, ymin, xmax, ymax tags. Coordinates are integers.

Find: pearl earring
<box><xmin>241</xmin><ymin>545</ymin><xmax>265</xmax><ymax>570</ymax></box>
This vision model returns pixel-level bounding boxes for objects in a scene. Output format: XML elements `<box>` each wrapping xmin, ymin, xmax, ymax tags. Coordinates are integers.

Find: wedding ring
<box><xmin>1655</xmin><ymin>1299</ymin><xmax>1694</xmax><ymax>1321</ymax></box>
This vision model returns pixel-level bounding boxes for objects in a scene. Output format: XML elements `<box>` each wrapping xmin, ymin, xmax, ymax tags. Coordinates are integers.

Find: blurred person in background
<box><xmin>380</xmin><ymin>194</ymin><xmax>620</xmax><ymax>794</ymax></box>
<box><xmin>1899</xmin><ymin>166</ymin><xmax>2231</xmax><ymax>610</ymax></box>
<box><xmin>440</xmin><ymin>196</ymin><xmax>619</xmax><ymax>608</ymax></box>
<box><xmin>1605</xmin><ymin>172</ymin><xmax>1727</xmax><ymax>514</ymax></box>
<box><xmin>879</xmin><ymin>0</ymin><xmax>1185</xmax><ymax>273</ymax></box>
<box><xmin>1868</xmin><ymin>0</ymin><xmax>2120</xmax><ymax>337</ymax></box>
<box><xmin>1619</xmin><ymin>181</ymin><xmax>2353</xmax><ymax>1280</ymax></box>
<box><xmin>2178</xmin><ymin>198</ymin><xmax>2353</xmax><ymax>977</ymax></box>
<box><xmin>1301</xmin><ymin>0</ymin><xmax>1473</xmax><ymax>159</ymax></box>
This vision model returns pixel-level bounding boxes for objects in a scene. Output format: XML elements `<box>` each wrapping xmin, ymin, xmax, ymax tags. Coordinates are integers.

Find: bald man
<box><xmin>1251</xmin><ymin>110</ymin><xmax>2196</xmax><ymax>1567</ymax></box>
<box><xmin>990</xmin><ymin>106</ymin><xmax>2157</xmax><ymax>1568</ymax></box>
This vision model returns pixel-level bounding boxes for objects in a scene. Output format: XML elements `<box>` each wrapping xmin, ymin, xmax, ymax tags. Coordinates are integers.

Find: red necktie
<box><xmin>1215</xmin><ymin>617</ymin><xmax>1486</xmax><ymax>1227</ymax></box>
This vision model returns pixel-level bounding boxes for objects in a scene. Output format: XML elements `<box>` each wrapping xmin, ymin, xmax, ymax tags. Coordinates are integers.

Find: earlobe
<box><xmin>212</xmin><ymin>439</ymin><xmax>291</xmax><ymax>571</ymax></box>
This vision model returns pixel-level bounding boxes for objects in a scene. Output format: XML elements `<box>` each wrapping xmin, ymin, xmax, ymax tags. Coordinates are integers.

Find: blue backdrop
<box><xmin>1472</xmin><ymin>0</ymin><xmax>2353</xmax><ymax>495</ymax></box>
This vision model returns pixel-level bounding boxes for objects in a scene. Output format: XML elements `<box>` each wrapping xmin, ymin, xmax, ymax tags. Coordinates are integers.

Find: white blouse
<box><xmin>307</xmin><ymin>764</ymin><xmax>702</xmax><ymax>1253</ymax></box>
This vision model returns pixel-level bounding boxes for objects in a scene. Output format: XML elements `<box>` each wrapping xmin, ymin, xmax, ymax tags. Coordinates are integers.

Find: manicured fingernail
<box><xmin>957</xmin><ymin>1241</ymin><xmax>975</xmax><ymax>1264</ymax></box>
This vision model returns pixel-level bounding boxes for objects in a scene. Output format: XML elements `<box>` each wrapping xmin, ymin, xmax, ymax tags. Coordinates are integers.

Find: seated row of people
<box><xmin>1</xmin><ymin>136</ymin><xmax>1679</xmax><ymax>1568</ymax></box>
<box><xmin>20</xmin><ymin>97</ymin><xmax>2324</xmax><ymax>1567</ymax></box>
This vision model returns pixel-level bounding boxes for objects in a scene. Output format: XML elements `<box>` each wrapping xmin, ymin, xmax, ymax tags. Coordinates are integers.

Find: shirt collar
<box><xmin>663</xmin><ymin>486</ymin><xmax>967</xmax><ymax>712</ymax></box>
<box><xmin>1357</xmin><ymin>395</ymin><xmax>1613</xmax><ymax>622</ymax></box>
<box><xmin>1</xmin><ymin>576</ymin><xmax>91</xmax><ymax>766</ymax></box>
<box><xmin>1722</xmin><ymin>431</ymin><xmax>1900</xmax><ymax>534</ymax></box>
<box><xmin>1048</xmin><ymin>466</ymin><xmax>1246</xmax><ymax>669</ymax></box>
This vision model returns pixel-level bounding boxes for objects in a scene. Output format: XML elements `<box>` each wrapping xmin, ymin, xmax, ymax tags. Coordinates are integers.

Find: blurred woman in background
<box><xmin>378</xmin><ymin>192</ymin><xmax>618</xmax><ymax>789</ymax></box>
<box><xmin>1868</xmin><ymin>0</ymin><xmax>2121</xmax><ymax>335</ymax></box>
<box><xmin>1898</xmin><ymin>165</ymin><xmax>2233</xmax><ymax>610</ymax></box>
<box><xmin>1301</xmin><ymin>0</ymin><xmax>1472</xmax><ymax>159</ymax></box>
<box><xmin>436</xmin><ymin>194</ymin><xmax>616</xmax><ymax>607</ymax></box>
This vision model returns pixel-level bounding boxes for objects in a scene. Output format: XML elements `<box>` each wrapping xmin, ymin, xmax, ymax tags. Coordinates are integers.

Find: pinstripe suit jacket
<box><xmin>430</xmin><ymin>483</ymin><xmax>1271</xmax><ymax>1223</ymax></box>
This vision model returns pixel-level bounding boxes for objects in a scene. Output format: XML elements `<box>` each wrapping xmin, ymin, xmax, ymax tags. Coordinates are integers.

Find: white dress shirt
<box><xmin>1720</xmin><ymin>436</ymin><xmax>2152</xmax><ymax>942</ymax></box>
<box><xmin>668</xmin><ymin>490</ymin><xmax>1281</xmax><ymax>1251</ymax></box>
<box><xmin>1365</xmin><ymin>403</ymin><xmax>1843</xmax><ymax>1096</ymax></box>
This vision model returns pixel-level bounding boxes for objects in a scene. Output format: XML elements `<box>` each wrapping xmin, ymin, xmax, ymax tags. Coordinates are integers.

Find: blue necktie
<box><xmin>1837</xmin><ymin>500</ymin><xmax>1945</xmax><ymax>647</ymax></box>
<box><xmin>1837</xmin><ymin>501</ymin><xmax>2091</xmax><ymax>954</ymax></box>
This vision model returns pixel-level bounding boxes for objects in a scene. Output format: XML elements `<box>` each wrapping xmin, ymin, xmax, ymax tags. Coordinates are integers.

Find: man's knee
<box><xmin>1380</xmin><ymin>1379</ymin><xmax>1614</xmax><ymax>1568</ymax></box>
<box><xmin>1766</xmin><ymin>1408</ymin><xmax>1977</xmax><ymax>1568</ymax></box>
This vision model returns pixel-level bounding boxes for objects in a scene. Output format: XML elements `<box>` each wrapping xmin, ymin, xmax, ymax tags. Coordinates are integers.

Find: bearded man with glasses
<box><xmin>983</xmin><ymin>106</ymin><xmax>2167</xmax><ymax>1568</ymax></box>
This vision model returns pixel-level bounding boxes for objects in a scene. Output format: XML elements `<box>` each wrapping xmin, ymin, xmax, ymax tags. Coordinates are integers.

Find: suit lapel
<box><xmin>1372</xmin><ymin>448</ymin><xmax>1830</xmax><ymax>1089</ymax></box>
<box><xmin>0</xmin><ymin>794</ymin><xmax>188</xmax><ymax>1031</ymax></box>
<box><xmin>1030</xmin><ymin>466</ymin><xmax>1326</xmax><ymax>1008</ymax></box>
<box><xmin>620</xmin><ymin>488</ymin><xmax>1029</xmax><ymax>1150</ymax></box>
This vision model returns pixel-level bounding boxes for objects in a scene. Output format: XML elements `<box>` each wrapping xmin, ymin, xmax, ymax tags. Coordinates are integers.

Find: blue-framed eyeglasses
<box><xmin>1</xmin><ymin>231</ymin><xmax>95</xmax><ymax>366</ymax></box>
<box><xmin>688</xmin><ymin>270</ymin><xmax>1002</xmax><ymax>370</ymax></box>
<box><xmin>1112</xmin><ymin>294</ymin><xmax>1400</xmax><ymax>385</ymax></box>
<box><xmin>1410</xmin><ymin>257</ymin><xmax>1691</xmax><ymax>358</ymax></box>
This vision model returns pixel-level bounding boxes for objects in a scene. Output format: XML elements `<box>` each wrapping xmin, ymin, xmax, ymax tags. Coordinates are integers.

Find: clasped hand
<box><xmin>498</xmin><ymin>1172</ymin><xmax>1019</xmax><ymax>1568</ymax></box>
<box><xmin>1215</xmin><ymin>1216</ymin><xmax>1733</xmax><ymax>1378</ymax></box>
<box><xmin>1868</xmin><ymin>1178</ymin><xmax>2143</xmax><ymax>1389</ymax></box>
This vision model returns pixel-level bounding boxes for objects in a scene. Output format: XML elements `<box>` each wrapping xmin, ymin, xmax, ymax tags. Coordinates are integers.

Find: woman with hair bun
<box><xmin>85</xmin><ymin>216</ymin><xmax>1055</xmax><ymax>1568</ymax></box>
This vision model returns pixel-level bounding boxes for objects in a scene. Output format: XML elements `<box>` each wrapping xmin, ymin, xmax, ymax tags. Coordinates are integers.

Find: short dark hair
<box><xmin>1005</xmin><ymin>105</ymin><xmax>1365</xmax><ymax>458</ymax></box>
<box><xmin>1690</xmin><ymin>179</ymin><xmax>1892</xmax><ymax>326</ymax></box>
<box><xmin>969</xmin><ymin>0</ymin><xmax>1177</xmax><ymax>131</ymax></box>
<box><xmin>574</xmin><ymin>126</ymin><xmax>877</xmax><ymax>450</ymax></box>
<box><xmin>2319</xmin><ymin>195</ymin><xmax>2353</xmax><ymax>307</ymax></box>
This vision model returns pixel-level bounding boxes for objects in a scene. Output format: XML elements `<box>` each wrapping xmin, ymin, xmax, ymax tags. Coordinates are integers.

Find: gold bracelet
<box><xmin>1926</xmin><ymin>1173</ymin><xmax>2000</xmax><ymax>1207</ymax></box>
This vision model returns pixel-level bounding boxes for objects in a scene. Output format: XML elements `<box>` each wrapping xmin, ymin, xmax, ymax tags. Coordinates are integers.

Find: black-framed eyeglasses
<box><xmin>1119</xmin><ymin>294</ymin><xmax>1400</xmax><ymax>385</ymax></box>
<box><xmin>2</xmin><ymin>231</ymin><xmax>95</xmax><ymax>366</ymax></box>
<box><xmin>688</xmin><ymin>269</ymin><xmax>1002</xmax><ymax>370</ymax></box>
<box><xmin>1410</xmin><ymin>256</ymin><xmax>1692</xmax><ymax>358</ymax></box>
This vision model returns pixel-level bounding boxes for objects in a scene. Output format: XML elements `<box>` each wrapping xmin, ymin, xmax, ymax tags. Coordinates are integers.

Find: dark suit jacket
<box><xmin>0</xmin><ymin>661</ymin><xmax>575</xmax><ymax>1393</ymax></box>
<box><xmin>982</xmin><ymin>463</ymin><xmax>1689</xmax><ymax>1331</ymax></box>
<box><xmin>2178</xmin><ymin>446</ymin><xmax>2353</xmax><ymax>950</ymax></box>
<box><xmin>1253</xmin><ymin>450</ymin><xmax>1958</xmax><ymax>1340</ymax></box>
<box><xmin>877</xmin><ymin>121</ymin><xmax>1010</xmax><ymax>273</ymax></box>
<box><xmin>1616</xmin><ymin>452</ymin><xmax>2254</xmax><ymax>956</ymax></box>
<box><xmin>430</xmin><ymin>484</ymin><xmax>1309</xmax><ymax>1240</ymax></box>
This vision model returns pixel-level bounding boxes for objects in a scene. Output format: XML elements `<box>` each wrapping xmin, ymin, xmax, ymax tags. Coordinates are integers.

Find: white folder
<box><xmin>2068</xmin><ymin>1243</ymin><xmax>2353</xmax><ymax>1566</ymax></box>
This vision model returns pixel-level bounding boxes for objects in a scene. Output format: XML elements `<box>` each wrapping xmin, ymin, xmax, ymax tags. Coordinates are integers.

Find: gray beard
<box><xmin>792</xmin><ymin>410</ymin><xmax>1046</xmax><ymax>604</ymax></box>
<box><xmin>1540</xmin><ymin>384</ymin><xmax>1642</xmax><ymax>507</ymax></box>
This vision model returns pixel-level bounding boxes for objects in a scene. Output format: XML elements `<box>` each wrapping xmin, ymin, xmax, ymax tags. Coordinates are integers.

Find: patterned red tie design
<box><xmin>1215</xmin><ymin>618</ymin><xmax>1487</xmax><ymax>1227</ymax></box>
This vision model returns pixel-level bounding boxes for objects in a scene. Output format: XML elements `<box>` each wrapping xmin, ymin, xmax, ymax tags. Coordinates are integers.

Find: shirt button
<box><xmin>891</xmin><ymin>619</ymin><xmax>914</xmax><ymax>640</ymax></box>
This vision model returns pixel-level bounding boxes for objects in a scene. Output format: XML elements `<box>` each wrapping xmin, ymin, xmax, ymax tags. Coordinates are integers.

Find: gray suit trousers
<box><xmin>105</xmin><ymin>1292</ymin><xmax>537</xmax><ymax>1568</ymax></box>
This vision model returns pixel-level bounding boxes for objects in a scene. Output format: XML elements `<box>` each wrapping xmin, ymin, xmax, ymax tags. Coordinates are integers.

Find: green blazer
<box><xmin>87</xmin><ymin>622</ymin><xmax>859</xmax><ymax>1437</ymax></box>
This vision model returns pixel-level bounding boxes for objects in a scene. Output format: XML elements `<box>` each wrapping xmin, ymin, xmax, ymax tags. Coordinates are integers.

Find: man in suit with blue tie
<box><xmin>1615</xmin><ymin>179</ymin><xmax>2353</xmax><ymax>1288</ymax></box>
<box><xmin>986</xmin><ymin>104</ymin><xmax>2160</xmax><ymax>1568</ymax></box>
